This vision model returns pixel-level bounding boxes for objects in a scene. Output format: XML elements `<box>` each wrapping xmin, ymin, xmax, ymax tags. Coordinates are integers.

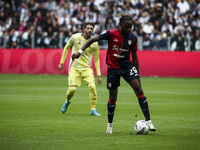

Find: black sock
<box><xmin>107</xmin><ymin>102</ymin><xmax>116</xmax><ymax>123</ymax></box>
<box><xmin>138</xmin><ymin>97</ymin><xmax>150</xmax><ymax>121</ymax></box>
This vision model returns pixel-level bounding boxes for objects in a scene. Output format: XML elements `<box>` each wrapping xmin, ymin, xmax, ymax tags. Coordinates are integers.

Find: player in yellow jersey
<box><xmin>58</xmin><ymin>22</ymin><xmax>102</xmax><ymax>116</ymax></box>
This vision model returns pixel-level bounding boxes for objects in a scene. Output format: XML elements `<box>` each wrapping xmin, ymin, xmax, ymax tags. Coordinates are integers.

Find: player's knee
<box><xmin>109</xmin><ymin>98</ymin><xmax>117</xmax><ymax>105</ymax></box>
<box><xmin>88</xmin><ymin>83</ymin><xmax>96</xmax><ymax>94</ymax></box>
<box><xmin>66</xmin><ymin>86</ymin><xmax>77</xmax><ymax>96</ymax></box>
<box><xmin>135</xmin><ymin>87</ymin><xmax>143</xmax><ymax>96</ymax></box>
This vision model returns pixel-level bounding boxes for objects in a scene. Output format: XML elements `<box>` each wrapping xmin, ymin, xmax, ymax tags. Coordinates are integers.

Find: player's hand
<box><xmin>58</xmin><ymin>63</ymin><xmax>64</xmax><ymax>72</ymax></box>
<box><xmin>71</xmin><ymin>52</ymin><xmax>81</xmax><ymax>61</ymax></box>
<box><xmin>97</xmin><ymin>76</ymin><xmax>102</xmax><ymax>85</ymax></box>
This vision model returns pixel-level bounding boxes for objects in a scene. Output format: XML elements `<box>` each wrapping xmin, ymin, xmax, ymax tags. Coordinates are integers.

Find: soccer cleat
<box><xmin>61</xmin><ymin>101</ymin><xmax>71</xmax><ymax>113</ymax></box>
<box><xmin>106</xmin><ymin>123</ymin><xmax>113</xmax><ymax>134</ymax></box>
<box><xmin>147</xmin><ymin>120</ymin><xmax>156</xmax><ymax>131</ymax></box>
<box><xmin>90</xmin><ymin>109</ymin><xmax>101</xmax><ymax>116</ymax></box>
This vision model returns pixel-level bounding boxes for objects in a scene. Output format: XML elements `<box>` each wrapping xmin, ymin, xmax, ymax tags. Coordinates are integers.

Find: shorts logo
<box><xmin>108</xmin><ymin>83</ymin><xmax>112</xmax><ymax>88</ymax></box>
<box><xmin>128</xmin><ymin>40</ymin><xmax>132</xmax><ymax>45</ymax></box>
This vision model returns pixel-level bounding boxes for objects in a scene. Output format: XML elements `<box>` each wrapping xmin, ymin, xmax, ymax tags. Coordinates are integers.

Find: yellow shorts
<box><xmin>68</xmin><ymin>67</ymin><xmax>95</xmax><ymax>86</ymax></box>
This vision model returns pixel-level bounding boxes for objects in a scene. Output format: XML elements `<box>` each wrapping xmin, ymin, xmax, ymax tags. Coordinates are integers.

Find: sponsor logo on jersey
<box><xmin>112</xmin><ymin>45</ymin><xmax>120</xmax><ymax>52</ymax></box>
<box><xmin>113</xmin><ymin>53</ymin><xmax>125</xmax><ymax>58</ymax></box>
<box><xmin>128</xmin><ymin>40</ymin><xmax>132</xmax><ymax>45</ymax></box>
<box><xmin>112</xmin><ymin>45</ymin><xmax>128</xmax><ymax>53</ymax></box>
<box><xmin>120</xmin><ymin>49</ymin><xmax>129</xmax><ymax>52</ymax></box>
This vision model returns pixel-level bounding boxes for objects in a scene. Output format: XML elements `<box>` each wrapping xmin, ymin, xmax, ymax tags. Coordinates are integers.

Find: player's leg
<box><xmin>128</xmin><ymin>78</ymin><xmax>156</xmax><ymax>131</ymax></box>
<box><xmin>61</xmin><ymin>68</ymin><xmax>81</xmax><ymax>113</ymax></box>
<box><xmin>82</xmin><ymin>68</ymin><xmax>101</xmax><ymax>116</ymax></box>
<box><xmin>128</xmin><ymin>78</ymin><xmax>150</xmax><ymax>120</ymax></box>
<box><xmin>61</xmin><ymin>85</ymin><xmax>77</xmax><ymax>113</ymax></box>
<box><xmin>106</xmin><ymin>88</ymin><xmax>118</xmax><ymax>134</ymax></box>
<box><xmin>108</xmin><ymin>88</ymin><xmax>118</xmax><ymax>123</ymax></box>
<box><xmin>106</xmin><ymin>68</ymin><xmax>120</xmax><ymax>133</ymax></box>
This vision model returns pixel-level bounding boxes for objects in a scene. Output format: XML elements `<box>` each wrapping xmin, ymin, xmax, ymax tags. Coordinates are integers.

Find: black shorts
<box><xmin>107</xmin><ymin>65</ymin><xmax>140</xmax><ymax>90</ymax></box>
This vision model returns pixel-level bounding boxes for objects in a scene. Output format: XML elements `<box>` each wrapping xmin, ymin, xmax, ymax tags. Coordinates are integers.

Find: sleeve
<box><xmin>132</xmin><ymin>36</ymin><xmax>138</xmax><ymax>51</ymax></box>
<box><xmin>99</xmin><ymin>30</ymin><xmax>110</xmax><ymax>41</ymax></box>
<box><xmin>60</xmin><ymin>35</ymin><xmax>74</xmax><ymax>64</ymax></box>
<box><xmin>93</xmin><ymin>42</ymin><xmax>101</xmax><ymax>76</ymax></box>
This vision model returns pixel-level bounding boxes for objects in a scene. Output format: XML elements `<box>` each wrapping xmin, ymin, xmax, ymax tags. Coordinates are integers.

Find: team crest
<box><xmin>128</xmin><ymin>40</ymin><xmax>132</xmax><ymax>45</ymax></box>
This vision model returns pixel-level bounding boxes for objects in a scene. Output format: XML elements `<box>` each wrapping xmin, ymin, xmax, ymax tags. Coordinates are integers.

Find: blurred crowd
<box><xmin>0</xmin><ymin>0</ymin><xmax>200</xmax><ymax>51</ymax></box>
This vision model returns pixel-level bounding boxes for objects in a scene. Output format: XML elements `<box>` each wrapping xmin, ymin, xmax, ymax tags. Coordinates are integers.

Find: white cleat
<box><xmin>147</xmin><ymin>120</ymin><xmax>156</xmax><ymax>131</ymax></box>
<box><xmin>106</xmin><ymin>123</ymin><xmax>113</xmax><ymax>134</ymax></box>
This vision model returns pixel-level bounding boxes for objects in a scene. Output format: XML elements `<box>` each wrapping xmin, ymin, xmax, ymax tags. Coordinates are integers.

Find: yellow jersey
<box><xmin>60</xmin><ymin>33</ymin><xmax>101</xmax><ymax>76</ymax></box>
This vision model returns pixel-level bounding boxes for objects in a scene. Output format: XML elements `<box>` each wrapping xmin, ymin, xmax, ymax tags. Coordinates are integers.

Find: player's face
<box><xmin>120</xmin><ymin>20</ymin><xmax>133</xmax><ymax>36</ymax></box>
<box><xmin>83</xmin><ymin>24</ymin><xmax>94</xmax><ymax>39</ymax></box>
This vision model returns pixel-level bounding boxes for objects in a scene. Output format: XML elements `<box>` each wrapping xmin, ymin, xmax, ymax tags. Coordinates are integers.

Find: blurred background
<box><xmin>0</xmin><ymin>0</ymin><xmax>199</xmax><ymax>51</ymax></box>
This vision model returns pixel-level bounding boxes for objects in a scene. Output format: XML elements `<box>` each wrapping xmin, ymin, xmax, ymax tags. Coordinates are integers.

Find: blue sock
<box><xmin>107</xmin><ymin>102</ymin><xmax>116</xmax><ymax>123</ymax></box>
<box><xmin>138</xmin><ymin>97</ymin><xmax>150</xmax><ymax>121</ymax></box>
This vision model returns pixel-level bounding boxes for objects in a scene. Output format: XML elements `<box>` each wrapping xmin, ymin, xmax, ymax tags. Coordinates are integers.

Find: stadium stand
<box><xmin>0</xmin><ymin>0</ymin><xmax>199</xmax><ymax>51</ymax></box>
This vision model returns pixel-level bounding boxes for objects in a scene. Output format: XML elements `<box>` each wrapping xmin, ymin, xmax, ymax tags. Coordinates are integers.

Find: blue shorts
<box><xmin>107</xmin><ymin>65</ymin><xmax>140</xmax><ymax>90</ymax></box>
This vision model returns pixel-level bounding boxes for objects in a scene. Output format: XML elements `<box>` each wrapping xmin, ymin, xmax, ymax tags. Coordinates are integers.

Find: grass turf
<box><xmin>0</xmin><ymin>74</ymin><xmax>200</xmax><ymax>150</ymax></box>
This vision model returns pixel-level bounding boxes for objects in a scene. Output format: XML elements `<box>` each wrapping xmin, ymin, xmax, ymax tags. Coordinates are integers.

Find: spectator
<box><xmin>160</xmin><ymin>11</ymin><xmax>168</xmax><ymax>25</ymax></box>
<box><xmin>171</xmin><ymin>30</ymin><xmax>185</xmax><ymax>51</ymax></box>
<box><xmin>153</xmin><ymin>20</ymin><xmax>162</xmax><ymax>34</ymax></box>
<box><xmin>9</xmin><ymin>18</ymin><xmax>19</xmax><ymax>30</ymax></box>
<box><xmin>21</xmin><ymin>28</ymin><xmax>32</xmax><ymax>48</ymax></box>
<box><xmin>192</xmin><ymin>29</ymin><xmax>200</xmax><ymax>51</ymax></box>
<box><xmin>138</xmin><ymin>11</ymin><xmax>150</xmax><ymax>26</ymax></box>
<box><xmin>3</xmin><ymin>2</ymin><xmax>13</xmax><ymax>17</ymax></box>
<box><xmin>135</xmin><ymin>0</ymin><xmax>144</xmax><ymax>9</ymax></box>
<box><xmin>143</xmin><ymin>33</ymin><xmax>151</xmax><ymax>50</ymax></box>
<box><xmin>105</xmin><ymin>18</ymin><xmax>115</xmax><ymax>30</ymax></box>
<box><xmin>143</xmin><ymin>20</ymin><xmax>154</xmax><ymax>34</ymax></box>
<box><xmin>120</xmin><ymin>4</ymin><xmax>129</xmax><ymax>16</ymax></box>
<box><xmin>85</xmin><ymin>12</ymin><xmax>97</xmax><ymax>23</ymax></box>
<box><xmin>133</xmin><ymin>19</ymin><xmax>141</xmax><ymax>35</ymax></box>
<box><xmin>35</xmin><ymin>26</ymin><xmax>45</xmax><ymax>48</ymax></box>
<box><xmin>156</xmin><ymin>32</ymin><xmax>168</xmax><ymax>51</ymax></box>
<box><xmin>46</xmin><ymin>0</ymin><xmax>57</xmax><ymax>11</ymax></box>
<box><xmin>177</xmin><ymin>0</ymin><xmax>190</xmax><ymax>14</ymax></box>
<box><xmin>161</xmin><ymin>21</ymin><xmax>173</xmax><ymax>34</ymax></box>
<box><xmin>0</xmin><ymin>0</ymin><xmax>199</xmax><ymax>50</ymax></box>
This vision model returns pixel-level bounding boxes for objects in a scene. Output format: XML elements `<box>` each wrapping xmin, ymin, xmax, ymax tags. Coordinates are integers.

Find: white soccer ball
<box><xmin>134</xmin><ymin>120</ymin><xmax>149</xmax><ymax>134</ymax></box>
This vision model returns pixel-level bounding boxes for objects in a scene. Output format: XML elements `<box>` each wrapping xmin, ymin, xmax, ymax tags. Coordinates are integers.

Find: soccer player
<box><xmin>72</xmin><ymin>15</ymin><xmax>156</xmax><ymax>133</ymax></box>
<box><xmin>58</xmin><ymin>22</ymin><xmax>102</xmax><ymax>116</ymax></box>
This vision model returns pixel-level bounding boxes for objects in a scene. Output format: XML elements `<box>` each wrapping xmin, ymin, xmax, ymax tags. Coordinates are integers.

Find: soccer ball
<box><xmin>134</xmin><ymin>120</ymin><xmax>149</xmax><ymax>134</ymax></box>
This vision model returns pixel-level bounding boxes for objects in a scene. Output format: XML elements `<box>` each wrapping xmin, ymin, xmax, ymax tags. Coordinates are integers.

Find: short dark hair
<box><xmin>119</xmin><ymin>15</ymin><xmax>133</xmax><ymax>24</ymax></box>
<box><xmin>83</xmin><ymin>22</ymin><xmax>95</xmax><ymax>29</ymax></box>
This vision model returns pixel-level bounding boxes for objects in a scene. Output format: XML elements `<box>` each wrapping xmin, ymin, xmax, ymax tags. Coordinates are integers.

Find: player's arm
<box><xmin>131</xmin><ymin>37</ymin><xmax>139</xmax><ymax>73</ymax></box>
<box><xmin>58</xmin><ymin>36</ymin><xmax>74</xmax><ymax>72</ymax></box>
<box><xmin>132</xmin><ymin>50</ymin><xmax>139</xmax><ymax>73</ymax></box>
<box><xmin>72</xmin><ymin>36</ymin><xmax>100</xmax><ymax>60</ymax></box>
<box><xmin>93</xmin><ymin>43</ymin><xmax>102</xmax><ymax>85</ymax></box>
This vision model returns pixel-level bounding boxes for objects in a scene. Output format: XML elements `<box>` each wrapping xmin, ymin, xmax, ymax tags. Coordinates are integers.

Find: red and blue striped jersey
<box><xmin>99</xmin><ymin>29</ymin><xmax>138</xmax><ymax>69</ymax></box>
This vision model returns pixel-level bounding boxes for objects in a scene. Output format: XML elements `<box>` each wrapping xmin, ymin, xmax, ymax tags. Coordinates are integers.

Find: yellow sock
<box><xmin>88</xmin><ymin>83</ymin><xmax>97</xmax><ymax>109</ymax></box>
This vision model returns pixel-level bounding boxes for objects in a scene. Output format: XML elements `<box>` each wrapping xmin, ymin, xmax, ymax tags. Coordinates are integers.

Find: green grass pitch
<box><xmin>0</xmin><ymin>74</ymin><xmax>200</xmax><ymax>150</ymax></box>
